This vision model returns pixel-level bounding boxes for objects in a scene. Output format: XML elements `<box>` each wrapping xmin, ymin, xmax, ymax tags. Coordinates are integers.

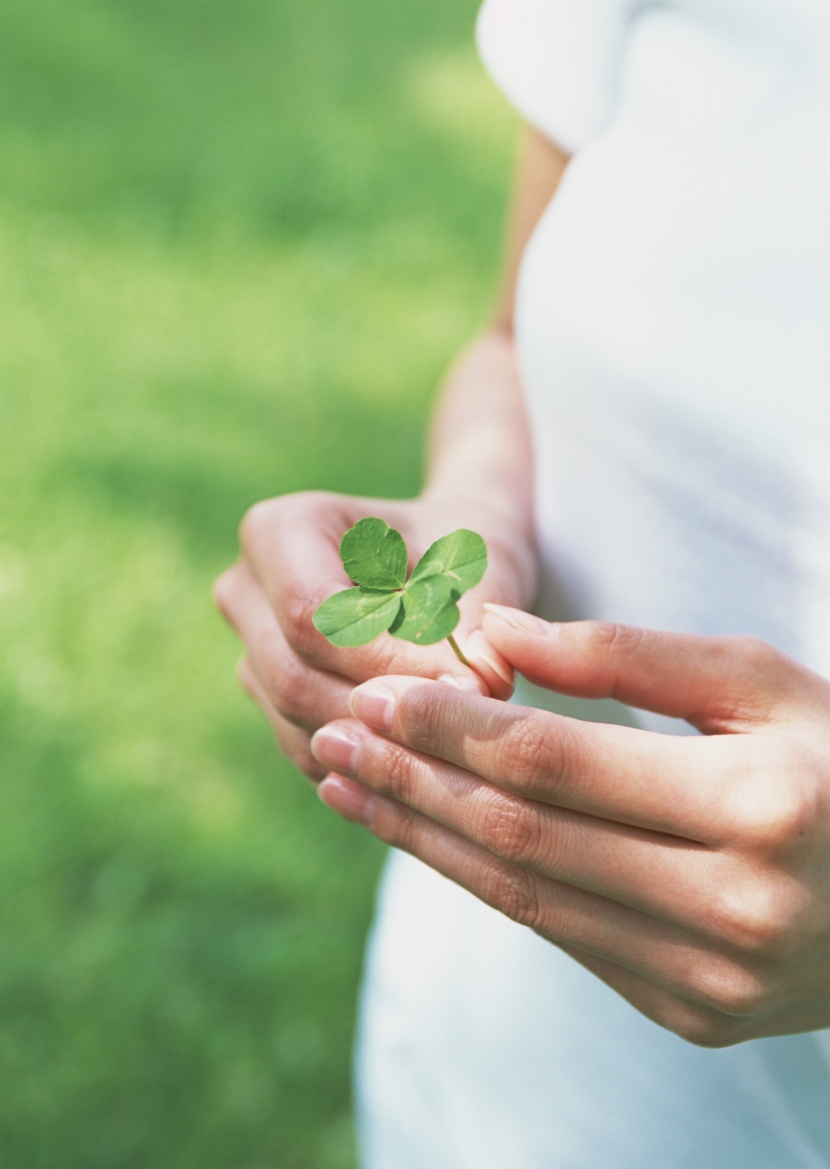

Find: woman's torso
<box><xmin>358</xmin><ymin>3</ymin><xmax>830</xmax><ymax>1165</ymax></box>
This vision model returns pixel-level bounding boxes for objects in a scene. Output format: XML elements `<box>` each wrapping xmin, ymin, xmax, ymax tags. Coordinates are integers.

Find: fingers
<box><xmin>481</xmin><ymin>607</ymin><xmax>828</xmax><ymax>733</ymax></box>
<box><xmin>216</xmin><ymin>562</ymin><xmax>354</xmax><ymax>731</ymax></box>
<box><xmin>556</xmin><ymin>946</ymin><xmax>751</xmax><ymax>1048</ymax></box>
<box><xmin>455</xmin><ymin>628</ymin><xmax>514</xmax><ymax>699</ymax></box>
<box><xmin>347</xmin><ymin>676</ymin><xmax>733</xmax><ymax>840</ymax></box>
<box><xmin>316</xmin><ymin>773</ymin><xmax>760</xmax><ymax>1034</ymax></box>
<box><xmin>238</xmin><ymin>492</ymin><xmax>360</xmax><ymax>666</ymax></box>
<box><xmin>311</xmin><ymin>717</ymin><xmax>734</xmax><ymax>936</ymax></box>
<box><xmin>238</xmin><ymin>659</ymin><xmax>326</xmax><ymax>781</ymax></box>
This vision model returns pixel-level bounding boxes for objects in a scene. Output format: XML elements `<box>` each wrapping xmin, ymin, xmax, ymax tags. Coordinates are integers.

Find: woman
<box><xmin>215</xmin><ymin>1</ymin><xmax>830</xmax><ymax>1163</ymax></box>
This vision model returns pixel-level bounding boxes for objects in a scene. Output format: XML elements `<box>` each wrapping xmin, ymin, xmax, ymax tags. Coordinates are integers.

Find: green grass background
<box><xmin>0</xmin><ymin>1</ymin><xmax>515</xmax><ymax>1166</ymax></box>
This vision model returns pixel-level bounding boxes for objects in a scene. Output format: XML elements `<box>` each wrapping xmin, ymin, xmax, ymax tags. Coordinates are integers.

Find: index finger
<box><xmin>239</xmin><ymin>494</ymin><xmax>508</xmax><ymax>694</ymax></box>
<box><xmin>348</xmin><ymin>676</ymin><xmax>741</xmax><ymax>842</ymax></box>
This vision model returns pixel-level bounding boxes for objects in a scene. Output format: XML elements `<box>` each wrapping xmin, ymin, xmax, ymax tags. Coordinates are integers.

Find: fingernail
<box><xmin>318</xmin><ymin>775</ymin><xmax>373</xmax><ymax>826</ymax></box>
<box><xmin>350</xmin><ymin>682</ymin><xmax>396</xmax><ymax>730</ymax></box>
<box><xmin>438</xmin><ymin>673</ymin><xmax>486</xmax><ymax>693</ymax></box>
<box><xmin>463</xmin><ymin>630</ymin><xmax>514</xmax><ymax>687</ymax></box>
<box><xmin>482</xmin><ymin>604</ymin><xmax>551</xmax><ymax>636</ymax></box>
<box><xmin>310</xmin><ymin>725</ymin><xmax>361</xmax><ymax>774</ymax></box>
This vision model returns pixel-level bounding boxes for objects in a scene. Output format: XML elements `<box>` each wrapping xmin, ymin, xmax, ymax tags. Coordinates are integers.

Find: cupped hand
<box><xmin>310</xmin><ymin>606</ymin><xmax>830</xmax><ymax>1046</ymax></box>
<box><xmin>213</xmin><ymin>493</ymin><xmax>533</xmax><ymax>779</ymax></box>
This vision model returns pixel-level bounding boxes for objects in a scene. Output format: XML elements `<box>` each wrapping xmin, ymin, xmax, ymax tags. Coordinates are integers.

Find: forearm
<box><xmin>421</xmin><ymin>127</ymin><xmax>568</xmax><ymax>572</ymax></box>
<box><xmin>422</xmin><ymin>328</ymin><xmax>535</xmax><ymax>545</ymax></box>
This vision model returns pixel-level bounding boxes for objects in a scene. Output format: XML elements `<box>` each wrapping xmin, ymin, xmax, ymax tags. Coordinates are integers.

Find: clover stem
<box><xmin>446</xmin><ymin>633</ymin><xmax>472</xmax><ymax>668</ymax></box>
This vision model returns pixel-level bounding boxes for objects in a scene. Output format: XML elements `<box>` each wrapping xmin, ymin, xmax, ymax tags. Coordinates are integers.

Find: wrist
<box><xmin>415</xmin><ymin>486</ymin><xmax>538</xmax><ymax>610</ymax></box>
<box><xmin>424</xmin><ymin>330</ymin><xmax>534</xmax><ymax>546</ymax></box>
<box><xmin>418</xmin><ymin>483</ymin><xmax>531</xmax><ymax>544</ymax></box>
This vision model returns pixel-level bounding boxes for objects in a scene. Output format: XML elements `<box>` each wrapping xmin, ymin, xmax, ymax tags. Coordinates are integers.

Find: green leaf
<box><xmin>340</xmin><ymin>518</ymin><xmax>407</xmax><ymax>590</ymax></box>
<box><xmin>312</xmin><ymin>587</ymin><xmax>402</xmax><ymax>647</ymax></box>
<box><xmin>389</xmin><ymin>576</ymin><xmax>461</xmax><ymax>645</ymax></box>
<box><xmin>408</xmin><ymin>528</ymin><xmax>488</xmax><ymax>594</ymax></box>
<box><xmin>313</xmin><ymin>518</ymin><xmax>489</xmax><ymax>653</ymax></box>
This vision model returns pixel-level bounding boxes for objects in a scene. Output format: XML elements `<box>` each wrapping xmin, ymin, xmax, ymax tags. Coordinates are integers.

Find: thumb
<box><xmin>482</xmin><ymin>605</ymin><xmax>824</xmax><ymax>734</ymax></box>
<box><xmin>452</xmin><ymin>623</ymin><xmax>514</xmax><ymax>701</ymax></box>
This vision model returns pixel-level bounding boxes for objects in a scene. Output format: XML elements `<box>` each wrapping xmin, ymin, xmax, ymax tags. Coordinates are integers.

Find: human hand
<box><xmin>310</xmin><ymin>607</ymin><xmax>830</xmax><ymax>1046</ymax></box>
<box><xmin>213</xmin><ymin>494</ymin><xmax>533</xmax><ymax>779</ymax></box>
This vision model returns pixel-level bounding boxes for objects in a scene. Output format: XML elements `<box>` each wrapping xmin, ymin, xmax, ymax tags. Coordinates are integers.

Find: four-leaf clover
<box><xmin>312</xmin><ymin>517</ymin><xmax>488</xmax><ymax>663</ymax></box>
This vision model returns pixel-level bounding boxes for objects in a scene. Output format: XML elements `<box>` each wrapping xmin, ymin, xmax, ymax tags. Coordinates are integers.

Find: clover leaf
<box><xmin>312</xmin><ymin>518</ymin><xmax>487</xmax><ymax>664</ymax></box>
<box><xmin>340</xmin><ymin>517</ymin><xmax>407</xmax><ymax>590</ymax></box>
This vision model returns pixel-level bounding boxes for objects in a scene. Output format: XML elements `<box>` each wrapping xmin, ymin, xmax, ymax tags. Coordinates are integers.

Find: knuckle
<box><xmin>212</xmin><ymin>567</ymin><xmax>238</xmax><ymax>619</ymax></box>
<box><xmin>239</xmin><ymin>498</ymin><xmax>277</xmax><ymax>551</ymax></box>
<box><xmin>236</xmin><ymin>656</ymin><xmax>257</xmax><ymax>699</ymax></box>
<box><xmin>382</xmin><ymin>805</ymin><xmax>419</xmax><ymax>856</ymax></box>
<box><xmin>498</xmin><ymin>717</ymin><xmax>554</xmax><ymax>795</ymax></box>
<box><xmin>264</xmin><ymin>650</ymin><xmax>307</xmax><ymax>722</ymax></box>
<box><xmin>498</xmin><ymin>716</ymin><xmax>588</xmax><ymax>803</ymax></box>
<box><xmin>299</xmin><ymin>753</ymin><xmax>328</xmax><ymax>782</ymax></box>
<box><xmin>380</xmin><ymin>742</ymin><xmax>418</xmax><ymax>804</ymax></box>
<box><xmin>398</xmin><ymin>684</ymin><xmax>455</xmax><ymax>756</ymax></box>
<box><xmin>480</xmin><ymin>863</ymin><xmax>540</xmax><ymax>929</ymax></box>
<box><xmin>710</xmin><ymin>878</ymin><xmax>804</xmax><ymax>960</ymax></box>
<box><xmin>584</xmin><ymin>621</ymin><xmax>645</xmax><ymax>656</ymax></box>
<box><xmin>280</xmin><ymin>735</ymin><xmax>326</xmax><ymax>782</ymax></box>
<box><xmin>671</xmin><ymin>1009</ymin><xmax>744</xmax><ymax>1049</ymax></box>
<box><xmin>726</xmin><ymin>634</ymin><xmax>781</xmax><ymax>674</ymax></box>
<box><xmin>713</xmin><ymin>972</ymin><xmax>768</xmax><ymax>1020</ymax></box>
<box><xmin>684</xmin><ymin>957</ymin><xmax>767</xmax><ymax>1019</ymax></box>
<box><xmin>281</xmin><ymin>584</ymin><xmax>323</xmax><ymax>657</ymax></box>
<box><xmin>711</xmin><ymin>637</ymin><xmax>787</xmax><ymax>725</ymax></box>
<box><xmin>475</xmin><ymin>792</ymin><xmax>540</xmax><ymax>866</ymax></box>
<box><xmin>240</xmin><ymin>491</ymin><xmax>334</xmax><ymax>557</ymax></box>
<box><xmin>579</xmin><ymin>622</ymin><xmax>648</xmax><ymax>703</ymax></box>
<box><xmin>734</xmin><ymin>768</ymin><xmax>819</xmax><ymax>859</ymax></box>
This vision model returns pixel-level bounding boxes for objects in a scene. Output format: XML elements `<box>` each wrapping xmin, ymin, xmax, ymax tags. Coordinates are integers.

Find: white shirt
<box><xmin>357</xmin><ymin>2</ymin><xmax>830</xmax><ymax>1165</ymax></box>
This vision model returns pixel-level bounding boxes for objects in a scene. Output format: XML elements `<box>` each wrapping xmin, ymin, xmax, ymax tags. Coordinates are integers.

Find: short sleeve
<box><xmin>476</xmin><ymin>0</ymin><xmax>638</xmax><ymax>152</ymax></box>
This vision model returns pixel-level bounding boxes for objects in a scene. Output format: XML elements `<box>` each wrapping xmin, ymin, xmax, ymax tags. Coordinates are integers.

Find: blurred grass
<box><xmin>0</xmin><ymin>0</ymin><xmax>516</xmax><ymax>1166</ymax></box>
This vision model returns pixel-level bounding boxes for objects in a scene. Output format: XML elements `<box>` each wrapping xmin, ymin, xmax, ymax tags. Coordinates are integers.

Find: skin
<box><xmin>216</xmin><ymin>126</ymin><xmax>830</xmax><ymax>1047</ymax></box>
<box><xmin>215</xmin><ymin>128</ymin><xmax>566</xmax><ymax>776</ymax></box>
<box><xmin>311</xmin><ymin>608</ymin><xmax>830</xmax><ymax>1048</ymax></box>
